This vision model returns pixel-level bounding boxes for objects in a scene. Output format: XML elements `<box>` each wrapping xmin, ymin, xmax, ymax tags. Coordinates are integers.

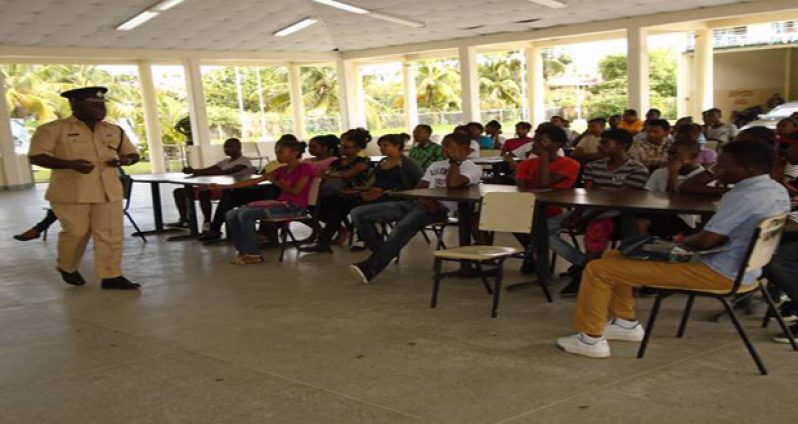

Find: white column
<box><xmin>287</xmin><ymin>64</ymin><xmax>308</xmax><ymax>140</ymax></box>
<box><xmin>694</xmin><ymin>28</ymin><xmax>714</xmax><ymax>117</ymax></box>
<box><xmin>0</xmin><ymin>71</ymin><xmax>30</xmax><ymax>188</ymax></box>
<box><xmin>336</xmin><ymin>59</ymin><xmax>365</xmax><ymax>130</ymax></box>
<box><xmin>458</xmin><ymin>46</ymin><xmax>480</xmax><ymax>122</ymax></box>
<box><xmin>627</xmin><ymin>26</ymin><xmax>650</xmax><ymax>114</ymax></box>
<box><xmin>183</xmin><ymin>59</ymin><xmax>212</xmax><ymax>167</ymax></box>
<box><xmin>402</xmin><ymin>61</ymin><xmax>419</xmax><ymax>132</ymax></box>
<box><xmin>137</xmin><ymin>61</ymin><xmax>165</xmax><ymax>173</ymax></box>
<box><xmin>525</xmin><ymin>44</ymin><xmax>545</xmax><ymax>126</ymax></box>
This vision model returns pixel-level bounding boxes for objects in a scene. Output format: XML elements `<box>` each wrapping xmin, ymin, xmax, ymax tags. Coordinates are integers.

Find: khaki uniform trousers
<box><xmin>574</xmin><ymin>250</ymin><xmax>734</xmax><ymax>336</ymax></box>
<box><xmin>50</xmin><ymin>201</ymin><xmax>124</xmax><ymax>279</ymax></box>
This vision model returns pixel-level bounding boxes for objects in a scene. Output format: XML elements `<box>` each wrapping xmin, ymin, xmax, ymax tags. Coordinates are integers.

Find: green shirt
<box><xmin>407</xmin><ymin>142</ymin><xmax>443</xmax><ymax>171</ymax></box>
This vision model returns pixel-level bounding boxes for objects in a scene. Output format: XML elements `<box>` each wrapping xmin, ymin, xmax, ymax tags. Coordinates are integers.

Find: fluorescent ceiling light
<box><xmin>529</xmin><ymin>0</ymin><xmax>568</xmax><ymax>9</ymax></box>
<box><xmin>274</xmin><ymin>18</ymin><xmax>319</xmax><ymax>37</ymax></box>
<box><xmin>117</xmin><ymin>10</ymin><xmax>159</xmax><ymax>31</ymax></box>
<box><xmin>153</xmin><ymin>0</ymin><xmax>186</xmax><ymax>11</ymax></box>
<box><xmin>370</xmin><ymin>12</ymin><xmax>425</xmax><ymax>28</ymax></box>
<box><xmin>312</xmin><ymin>0</ymin><xmax>369</xmax><ymax>14</ymax></box>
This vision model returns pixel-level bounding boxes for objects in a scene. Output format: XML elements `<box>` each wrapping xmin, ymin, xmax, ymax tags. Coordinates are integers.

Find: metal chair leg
<box><xmin>278</xmin><ymin>225</ymin><xmax>289</xmax><ymax>263</ymax></box>
<box><xmin>637</xmin><ymin>294</ymin><xmax>664</xmax><ymax>359</ymax></box>
<box><xmin>720</xmin><ymin>297</ymin><xmax>768</xmax><ymax>375</ymax></box>
<box><xmin>420</xmin><ymin>228</ymin><xmax>431</xmax><ymax>244</ymax></box>
<box><xmin>431</xmin><ymin>258</ymin><xmax>443</xmax><ymax>308</ymax></box>
<box><xmin>549</xmin><ymin>251</ymin><xmax>557</xmax><ymax>274</ymax></box>
<box><xmin>474</xmin><ymin>262</ymin><xmax>493</xmax><ymax>295</ymax></box>
<box><xmin>125</xmin><ymin>211</ymin><xmax>147</xmax><ymax>242</ymax></box>
<box><xmin>676</xmin><ymin>295</ymin><xmax>694</xmax><ymax>338</ymax></box>
<box><xmin>491</xmin><ymin>260</ymin><xmax>504</xmax><ymax>318</ymax></box>
<box><xmin>759</xmin><ymin>285</ymin><xmax>798</xmax><ymax>351</ymax></box>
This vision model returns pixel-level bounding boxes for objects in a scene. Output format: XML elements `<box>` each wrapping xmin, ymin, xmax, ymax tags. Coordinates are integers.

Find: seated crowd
<box><xmin>15</xmin><ymin>105</ymin><xmax>798</xmax><ymax>357</ymax></box>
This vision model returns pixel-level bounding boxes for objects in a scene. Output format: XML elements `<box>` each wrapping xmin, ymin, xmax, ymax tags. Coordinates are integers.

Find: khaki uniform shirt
<box><xmin>29</xmin><ymin>116</ymin><xmax>138</xmax><ymax>203</ymax></box>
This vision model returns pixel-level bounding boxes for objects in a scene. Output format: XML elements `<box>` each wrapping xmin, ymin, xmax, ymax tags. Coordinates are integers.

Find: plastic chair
<box><xmin>637</xmin><ymin>214</ymin><xmax>797</xmax><ymax>375</ymax></box>
<box><xmin>430</xmin><ymin>191</ymin><xmax>544</xmax><ymax>318</ymax></box>
<box><xmin>261</xmin><ymin>178</ymin><xmax>322</xmax><ymax>262</ymax></box>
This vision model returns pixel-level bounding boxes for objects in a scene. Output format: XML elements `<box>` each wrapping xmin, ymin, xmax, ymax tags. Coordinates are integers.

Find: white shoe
<box><xmin>557</xmin><ymin>334</ymin><xmax>611</xmax><ymax>358</ymax></box>
<box><xmin>349</xmin><ymin>264</ymin><xmax>372</xmax><ymax>285</ymax></box>
<box><xmin>603</xmin><ymin>319</ymin><xmax>645</xmax><ymax>342</ymax></box>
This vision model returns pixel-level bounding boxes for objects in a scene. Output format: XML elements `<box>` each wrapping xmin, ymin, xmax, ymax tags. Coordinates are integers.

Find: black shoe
<box><xmin>300</xmin><ymin>243</ymin><xmax>332</xmax><ymax>253</ymax></box>
<box><xmin>779</xmin><ymin>302</ymin><xmax>798</xmax><ymax>323</ymax></box>
<box><xmin>197</xmin><ymin>230</ymin><xmax>222</xmax><ymax>242</ymax></box>
<box><xmin>349</xmin><ymin>263</ymin><xmax>374</xmax><ymax>284</ymax></box>
<box><xmin>350</xmin><ymin>245</ymin><xmax>366</xmax><ymax>252</ymax></box>
<box><xmin>772</xmin><ymin>323</ymin><xmax>798</xmax><ymax>344</ymax></box>
<box><xmin>57</xmin><ymin>268</ymin><xmax>86</xmax><ymax>286</ymax></box>
<box><xmin>101</xmin><ymin>276</ymin><xmax>140</xmax><ymax>290</ymax></box>
<box><xmin>14</xmin><ymin>228</ymin><xmax>41</xmax><ymax>241</ymax></box>
<box><xmin>560</xmin><ymin>268</ymin><xmax>583</xmax><ymax>298</ymax></box>
<box><xmin>166</xmin><ymin>221</ymin><xmax>188</xmax><ymax>228</ymax></box>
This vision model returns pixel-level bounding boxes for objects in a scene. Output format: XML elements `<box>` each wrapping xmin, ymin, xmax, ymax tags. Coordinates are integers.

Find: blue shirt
<box><xmin>701</xmin><ymin>174</ymin><xmax>790</xmax><ymax>284</ymax></box>
<box><xmin>477</xmin><ymin>135</ymin><xmax>494</xmax><ymax>149</ymax></box>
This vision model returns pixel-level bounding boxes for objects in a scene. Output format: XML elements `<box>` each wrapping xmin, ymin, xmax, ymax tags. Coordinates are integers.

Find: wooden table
<box><xmin>132</xmin><ymin>173</ymin><xmax>263</xmax><ymax>241</ymax></box>
<box><xmin>532</xmin><ymin>189</ymin><xmax>720</xmax><ymax>288</ymax></box>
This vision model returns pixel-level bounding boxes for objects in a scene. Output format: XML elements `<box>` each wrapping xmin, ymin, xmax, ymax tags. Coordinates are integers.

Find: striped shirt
<box><xmin>584</xmin><ymin>158</ymin><xmax>649</xmax><ymax>189</ymax></box>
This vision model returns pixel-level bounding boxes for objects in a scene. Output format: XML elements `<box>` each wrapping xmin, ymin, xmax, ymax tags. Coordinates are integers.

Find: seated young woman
<box><xmin>302</xmin><ymin>134</ymin><xmax>422</xmax><ymax>253</ymax></box>
<box><xmin>225</xmin><ymin>140</ymin><xmax>315</xmax><ymax>265</ymax></box>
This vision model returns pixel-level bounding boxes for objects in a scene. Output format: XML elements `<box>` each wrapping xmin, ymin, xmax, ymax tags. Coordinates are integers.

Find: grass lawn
<box><xmin>33</xmin><ymin>161</ymin><xmax>153</xmax><ymax>184</ymax></box>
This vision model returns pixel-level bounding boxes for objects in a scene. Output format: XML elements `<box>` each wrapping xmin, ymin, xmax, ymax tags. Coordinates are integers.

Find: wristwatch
<box><xmin>449</xmin><ymin>159</ymin><xmax>463</xmax><ymax>166</ymax></box>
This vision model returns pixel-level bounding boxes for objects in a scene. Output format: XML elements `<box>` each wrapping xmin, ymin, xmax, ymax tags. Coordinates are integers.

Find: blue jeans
<box><xmin>351</xmin><ymin>201</ymin><xmax>448</xmax><ymax>277</ymax></box>
<box><xmin>225</xmin><ymin>205</ymin><xmax>306</xmax><ymax>256</ymax></box>
<box><xmin>547</xmin><ymin>212</ymin><xmax>587</xmax><ymax>267</ymax></box>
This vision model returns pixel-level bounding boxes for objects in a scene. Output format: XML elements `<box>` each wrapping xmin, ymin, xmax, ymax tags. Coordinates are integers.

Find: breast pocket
<box><xmin>65</xmin><ymin>136</ymin><xmax>95</xmax><ymax>160</ymax></box>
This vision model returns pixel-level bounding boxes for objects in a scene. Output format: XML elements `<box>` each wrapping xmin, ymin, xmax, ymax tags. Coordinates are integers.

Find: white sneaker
<box><xmin>557</xmin><ymin>334</ymin><xmax>611</xmax><ymax>358</ymax></box>
<box><xmin>349</xmin><ymin>264</ymin><xmax>372</xmax><ymax>285</ymax></box>
<box><xmin>603</xmin><ymin>319</ymin><xmax>645</xmax><ymax>342</ymax></box>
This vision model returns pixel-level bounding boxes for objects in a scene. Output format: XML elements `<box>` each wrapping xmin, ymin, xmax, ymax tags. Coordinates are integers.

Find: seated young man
<box><xmin>513</xmin><ymin>125</ymin><xmax>580</xmax><ymax>273</ymax></box>
<box><xmin>467</xmin><ymin>122</ymin><xmax>495</xmax><ymax>149</ymax></box>
<box><xmin>557</xmin><ymin>140</ymin><xmax>790</xmax><ymax>358</ymax></box>
<box><xmin>554</xmin><ymin>129</ymin><xmax>649</xmax><ymax>297</ymax></box>
<box><xmin>703</xmin><ymin>108</ymin><xmax>738</xmax><ymax>145</ymax></box>
<box><xmin>638</xmin><ymin>140</ymin><xmax>705</xmax><ymax>238</ymax></box>
<box><xmin>570</xmin><ymin>118</ymin><xmax>606</xmax><ymax>163</ymax></box>
<box><xmin>407</xmin><ymin>124</ymin><xmax>443</xmax><ymax>171</ymax></box>
<box><xmin>500</xmin><ymin>121</ymin><xmax>534</xmax><ymax>155</ymax></box>
<box><xmin>171</xmin><ymin>137</ymin><xmax>253</xmax><ymax>230</ymax></box>
<box><xmin>485</xmin><ymin>120</ymin><xmax>506</xmax><ymax>149</ymax></box>
<box><xmin>627</xmin><ymin>119</ymin><xmax>671</xmax><ymax>171</ymax></box>
<box><xmin>617</xmin><ymin>109</ymin><xmax>644</xmax><ymax>135</ymax></box>
<box><xmin>348</xmin><ymin>133</ymin><xmax>483</xmax><ymax>284</ymax></box>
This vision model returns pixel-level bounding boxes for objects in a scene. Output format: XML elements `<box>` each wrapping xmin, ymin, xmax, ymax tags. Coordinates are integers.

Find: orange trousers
<box><xmin>574</xmin><ymin>250</ymin><xmax>733</xmax><ymax>336</ymax></box>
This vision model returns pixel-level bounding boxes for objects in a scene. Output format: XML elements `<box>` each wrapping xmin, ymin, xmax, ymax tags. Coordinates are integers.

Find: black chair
<box><xmin>120</xmin><ymin>175</ymin><xmax>147</xmax><ymax>243</ymax></box>
<box><xmin>637</xmin><ymin>214</ymin><xmax>797</xmax><ymax>375</ymax></box>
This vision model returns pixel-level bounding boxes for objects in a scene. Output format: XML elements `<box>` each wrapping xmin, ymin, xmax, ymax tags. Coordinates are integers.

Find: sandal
<box><xmin>229</xmin><ymin>255</ymin><xmax>264</xmax><ymax>265</ymax></box>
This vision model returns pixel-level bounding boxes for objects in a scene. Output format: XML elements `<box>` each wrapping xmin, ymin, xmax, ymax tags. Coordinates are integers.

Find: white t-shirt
<box><xmin>575</xmin><ymin>134</ymin><xmax>601</xmax><ymax>154</ymax></box>
<box><xmin>645</xmin><ymin>166</ymin><xmax>705</xmax><ymax>227</ymax></box>
<box><xmin>421</xmin><ymin>159</ymin><xmax>483</xmax><ymax>211</ymax></box>
<box><xmin>215</xmin><ymin>156</ymin><xmax>254</xmax><ymax>180</ymax></box>
<box><xmin>511</xmin><ymin>143</ymin><xmax>565</xmax><ymax>159</ymax></box>
<box><xmin>468</xmin><ymin>140</ymin><xmax>480</xmax><ymax>159</ymax></box>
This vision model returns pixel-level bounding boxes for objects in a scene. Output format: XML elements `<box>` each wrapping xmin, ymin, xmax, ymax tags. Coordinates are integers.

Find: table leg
<box><xmin>167</xmin><ymin>184</ymin><xmax>200</xmax><ymax>241</ymax></box>
<box><xmin>131</xmin><ymin>181</ymin><xmax>182</xmax><ymax>236</ymax></box>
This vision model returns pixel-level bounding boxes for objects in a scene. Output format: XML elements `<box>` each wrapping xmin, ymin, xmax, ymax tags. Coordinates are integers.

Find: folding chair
<box><xmin>262</xmin><ymin>178</ymin><xmax>322</xmax><ymax>262</ymax></box>
<box><xmin>120</xmin><ymin>175</ymin><xmax>147</xmax><ymax>243</ymax></box>
<box><xmin>430</xmin><ymin>191</ymin><xmax>543</xmax><ymax>318</ymax></box>
<box><xmin>637</xmin><ymin>214</ymin><xmax>797</xmax><ymax>375</ymax></box>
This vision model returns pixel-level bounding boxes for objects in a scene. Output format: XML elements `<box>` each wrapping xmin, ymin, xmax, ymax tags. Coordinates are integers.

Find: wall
<box><xmin>713</xmin><ymin>47</ymin><xmax>793</xmax><ymax>113</ymax></box>
<box><xmin>791</xmin><ymin>47</ymin><xmax>798</xmax><ymax>101</ymax></box>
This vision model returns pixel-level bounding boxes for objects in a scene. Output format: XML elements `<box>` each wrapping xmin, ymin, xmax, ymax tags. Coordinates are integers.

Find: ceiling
<box><xmin>0</xmin><ymin>0</ymin><xmax>752</xmax><ymax>53</ymax></box>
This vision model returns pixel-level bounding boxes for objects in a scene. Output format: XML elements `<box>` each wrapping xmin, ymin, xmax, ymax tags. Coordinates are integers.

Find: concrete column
<box><xmin>137</xmin><ymin>61</ymin><xmax>165</xmax><ymax>173</ymax></box>
<box><xmin>694</xmin><ymin>28</ymin><xmax>714</xmax><ymax>117</ymax></box>
<box><xmin>525</xmin><ymin>44</ymin><xmax>545</xmax><ymax>126</ymax></box>
<box><xmin>402</xmin><ymin>61</ymin><xmax>419</xmax><ymax>132</ymax></box>
<box><xmin>183</xmin><ymin>58</ymin><xmax>212</xmax><ymax>167</ymax></box>
<box><xmin>627</xmin><ymin>26</ymin><xmax>650</xmax><ymax>115</ymax></box>
<box><xmin>288</xmin><ymin>64</ymin><xmax>308</xmax><ymax>140</ymax></box>
<box><xmin>0</xmin><ymin>70</ymin><xmax>30</xmax><ymax>189</ymax></box>
<box><xmin>458</xmin><ymin>46</ymin><xmax>480</xmax><ymax>122</ymax></box>
<box><xmin>336</xmin><ymin>59</ymin><xmax>365</xmax><ymax>130</ymax></box>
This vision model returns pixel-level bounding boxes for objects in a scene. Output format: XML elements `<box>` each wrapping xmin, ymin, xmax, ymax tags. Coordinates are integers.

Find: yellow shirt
<box><xmin>29</xmin><ymin>116</ymin><xmax>138</xmax><ymax>203</ymax></box>
<box><xmin>618</xmin><ymin>119</ymin><xmax>644</xmax><ymax>134</ymax></box>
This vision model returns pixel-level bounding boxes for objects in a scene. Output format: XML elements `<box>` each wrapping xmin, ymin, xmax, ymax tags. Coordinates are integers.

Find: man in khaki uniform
<box><xmin>28</xmin><ymin>86</ymin><xmax>141</xmax><ymax>290</ymax></box>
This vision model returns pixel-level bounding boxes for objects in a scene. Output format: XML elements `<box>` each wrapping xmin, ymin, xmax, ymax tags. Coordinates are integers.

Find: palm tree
<box><xmin>301</xmin><ymin>66</ymin><xmax>339</xmax><ymax>114</ymax></box>
<box><xmin>415</xmin><ymin>59</ymin><xmax>461</xmax><ymax>111</ymax></box>
<box><xmin>479</xmin><ymin>56</ymin><xmax>522</xmax><ymax>110</ymax></box>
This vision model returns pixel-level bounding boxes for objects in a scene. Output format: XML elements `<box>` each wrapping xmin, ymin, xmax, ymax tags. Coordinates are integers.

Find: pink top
<box><xmin>303</xmin><ymin>156</ymin><xmax>338</xmax><ymax>177</ymax></box>
<box><xmin>501</xmin><ymin>137</ymin><xmax>533</xmax><ymax>154</ymax></box>
<box><xmin>272</xmin><ymin>162</ymin><xmax>316</xmax><ymax>208</ymax></box>
<box><xmin>694</xmin><ymin>148</ymin><xmax>718</xmax><ymax>167</ymax></box>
